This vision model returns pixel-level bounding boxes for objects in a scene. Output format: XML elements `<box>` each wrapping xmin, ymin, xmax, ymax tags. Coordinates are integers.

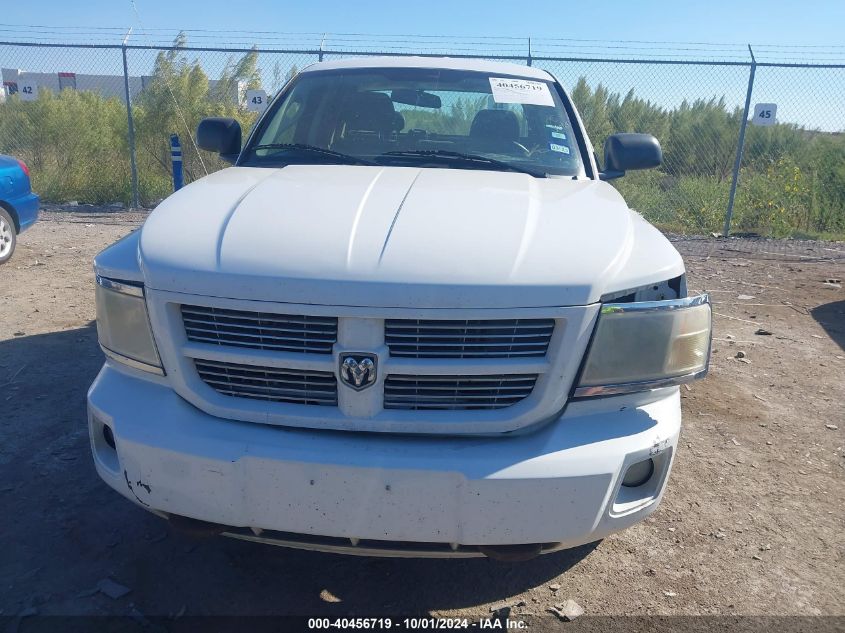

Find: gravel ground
<box><xmin>1</xmin><ymin>207</ymin><xmax>843</xmax><ymax>626</ymax></box>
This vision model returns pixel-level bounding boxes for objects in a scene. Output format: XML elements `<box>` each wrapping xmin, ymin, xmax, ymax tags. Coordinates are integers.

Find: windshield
<box><xmin>242</xmin><ymin>67</ymin><xmax>586</xmax><ymax>178</ymax></box>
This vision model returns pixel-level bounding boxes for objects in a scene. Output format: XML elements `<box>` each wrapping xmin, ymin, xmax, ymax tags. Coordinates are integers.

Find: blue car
<box><xmin>0</xmin><ymin>154</ymin><xmax>39</xmax><ymax>265</ymax></box>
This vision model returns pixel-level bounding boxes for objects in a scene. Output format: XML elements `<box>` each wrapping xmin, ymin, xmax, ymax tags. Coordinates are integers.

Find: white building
<box><xmin>1</xmin><ymin>68</ymin><xmax>241</xmax><ymax>104</ymax></box>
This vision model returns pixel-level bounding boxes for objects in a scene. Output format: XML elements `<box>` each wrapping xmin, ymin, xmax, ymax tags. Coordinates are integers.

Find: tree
<box><xmin>133</xmin><ymin>33</ymin><xmax>261</xmax><ymax>202</ymax></box>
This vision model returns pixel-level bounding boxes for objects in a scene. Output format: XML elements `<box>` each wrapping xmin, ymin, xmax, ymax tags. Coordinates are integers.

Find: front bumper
<box><xmin>88</xmin><ymin>362</ymin><xmax>681</xmax><ymax>556</ymax></box>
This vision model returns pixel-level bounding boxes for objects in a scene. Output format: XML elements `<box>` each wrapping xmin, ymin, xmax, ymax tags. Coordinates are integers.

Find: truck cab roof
<box><xmin>300</xmin><ymin>55</ymin><xmax>556</xmax><ymax>82</ymax></box>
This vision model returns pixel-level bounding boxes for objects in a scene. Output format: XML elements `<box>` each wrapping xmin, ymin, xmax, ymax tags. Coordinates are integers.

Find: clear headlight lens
<box><xmin>95</xmin><ymin>276</ymin><xmax>163</xmax><ymax>374</ymax></box>
<box><xmin>574</xmin><ymin>294</ymin><xmax>711</xmax><ymax>397</ymax></box>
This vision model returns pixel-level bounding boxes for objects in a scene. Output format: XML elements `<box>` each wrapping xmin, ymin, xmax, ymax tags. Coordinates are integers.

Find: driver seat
<box><xmin>334</xmin><ymin>92</ymin><xmax>399</xmax><ymax>152</ymax></box>
<box><xmin>469</xmin><ymin>110</ymin><xmax>521</xmax><ymax>153</ymax></box>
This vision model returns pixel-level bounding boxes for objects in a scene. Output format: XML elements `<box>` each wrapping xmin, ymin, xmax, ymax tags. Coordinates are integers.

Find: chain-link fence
<box><xmin>1</xmin><ymin>38</ymin><xmax>843</xmax><ymax>241</ymax></box>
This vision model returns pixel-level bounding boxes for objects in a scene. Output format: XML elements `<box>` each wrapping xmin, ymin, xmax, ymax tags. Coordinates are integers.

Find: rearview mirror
<box><xmin>601</xmin><ymin>133</ymin><xmax>662</xmax><ymax>180</ymax></box>
<box><xmin>390</xmin><ymin>89</ymin><xmax>442</xmax><ymax>109</ymax></box>
<box><xmin>197</xmin><ymin>117</ymin><xmax>242</xmax><ymax>163</ymax></box>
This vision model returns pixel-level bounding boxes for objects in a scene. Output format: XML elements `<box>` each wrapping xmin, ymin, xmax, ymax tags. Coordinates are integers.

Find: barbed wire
<box><xmin>1</xmin><ymin>23</ymin><xmax>844</xmax><ymax>63</ymax></box>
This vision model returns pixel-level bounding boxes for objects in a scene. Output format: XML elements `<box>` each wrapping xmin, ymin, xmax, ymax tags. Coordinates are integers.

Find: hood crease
<box><xmin>378</xmin><ymin>168</ymin><xmax>422</xmax><ymax>265</ymax></box>
<box><xmin>215</xmin><ymin>170</ymin><xmax>278</xmax><ymax>268</ymax></box>
<box><xmin>346</xmin><ymin>167</ymin><xmax>386</xmax><ymax>268</ymax></box>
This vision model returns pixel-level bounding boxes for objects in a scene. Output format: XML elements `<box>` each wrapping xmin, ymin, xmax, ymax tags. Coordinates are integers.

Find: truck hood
<box><xmin>139</xmin><ymin>165</ymin><xmax>684</xmax><ymax>308</ymax></box>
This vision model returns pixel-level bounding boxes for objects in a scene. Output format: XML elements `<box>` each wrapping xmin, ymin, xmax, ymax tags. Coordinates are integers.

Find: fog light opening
<box><xmin>102</xmin><ymin>424</ymin><xmax>116</xmax><ymax>450</ymax></box>
<box><xmin>622</xmin><ymin>458</ymin><xmax>654</xmax><ymax>488</ymax></box>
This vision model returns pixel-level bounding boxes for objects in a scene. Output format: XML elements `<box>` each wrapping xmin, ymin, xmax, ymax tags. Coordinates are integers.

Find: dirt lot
<box><xmin>1</xmin><ymin>207</ymin><xmax>843</xmax><ymax>626</ymax></box>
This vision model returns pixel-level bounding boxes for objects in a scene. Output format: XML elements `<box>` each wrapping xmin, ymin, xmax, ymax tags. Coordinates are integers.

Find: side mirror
<box><xmin>197</xmin><ymin>117</ymin><xmax>242</xmax><ymax>163</ymax></box>
<box><xmin>601</xmin><ymin>133</ymin><xmax>662</xmax><ymax>180</ymax></box>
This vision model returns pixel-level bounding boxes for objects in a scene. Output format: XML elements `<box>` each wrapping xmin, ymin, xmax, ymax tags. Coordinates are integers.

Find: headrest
<box><xmin>341</xmin><ymin>92</ymin><xmax>397</xmax><ymax>135</ymax></box>
<box><xmin>469</xmin><ymin>109</ymin><xmax>520</xmax><ymax>142</ymax></box>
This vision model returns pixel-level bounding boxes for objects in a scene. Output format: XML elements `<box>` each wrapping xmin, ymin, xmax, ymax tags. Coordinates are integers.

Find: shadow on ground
<box><xmin>811</xmin><ymin>299</ymin><xmax>845</xmax><ymax>350</ymax></box>
<box><xmin>1</xmin><ymin>325</ymin><xmax>597</xmax><ymax>618</ymax></box>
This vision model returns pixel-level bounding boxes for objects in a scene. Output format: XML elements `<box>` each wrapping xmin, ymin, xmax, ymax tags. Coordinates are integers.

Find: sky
<box><xmin>2</xmin><ymin>0</ymin><xmax>844</xmax><ymax>48</ymax></box>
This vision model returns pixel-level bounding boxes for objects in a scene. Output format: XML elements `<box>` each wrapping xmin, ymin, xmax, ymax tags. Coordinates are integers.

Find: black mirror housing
<box><xmin>197</xmin><ymin>117</ymin><xmax>242</xmax><ymax>163</ymax></box>
<box><xmin>602</xmin><ymin>133</ymin><xmax>662</xmax><ymax>180</ymax></box>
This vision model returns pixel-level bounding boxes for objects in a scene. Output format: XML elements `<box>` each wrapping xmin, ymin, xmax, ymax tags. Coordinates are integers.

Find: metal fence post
<box><xmin>170</xmin><ymin>133</ymin><xmax>183</xmax><ymax>191</ymax></box>
<box><xmin>527</xmin><ymin>38</ymin><xmax>532</xmax><ymax>67</ymax></box>
<box><xmin>121</xmin><ymin>41</ymin><xmax>140</xmax><ymax>209</ymax></box>
<box><xmin>723</xmin><ymin>45</ymin><xmax>757</xmax><ymax>236</ymax></box>
<box><xmin>121</xmin><ymin>45</ymin><xmax>141</xmax><ymax>209</ymax></box>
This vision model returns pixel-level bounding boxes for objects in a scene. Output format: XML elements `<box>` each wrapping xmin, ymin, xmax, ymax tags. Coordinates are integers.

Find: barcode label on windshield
<box><xmin>489</xmin><ymin>77</ymin><xmax>554</xmax><ymax>107</ymax></box>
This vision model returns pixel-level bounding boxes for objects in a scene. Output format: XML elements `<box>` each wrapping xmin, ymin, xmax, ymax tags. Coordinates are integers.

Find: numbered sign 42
<box><xmin>752</xmin><ymin>103</ymin><xmax>777</xmax><ymax>126</ymax></box>
<box><xmin>19</xmin><ymin>83</ymin><xmax>38</xmax><ymax>102</ymax></box>
<box><xmin>245</xmin><ymin>89</ymin><xmax>268</xmax><ymax>112</ymax></box>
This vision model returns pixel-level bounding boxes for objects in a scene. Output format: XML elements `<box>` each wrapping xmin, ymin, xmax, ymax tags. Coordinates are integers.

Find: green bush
<box><xmin>0</xmin><ymin>89</ymin><xmax>130</xmax><ymax>203</ymax></box>
<box><xmin>571</xmin><ymin>79</ymin><xmax>845</xmax><ymax>238</ymax></box>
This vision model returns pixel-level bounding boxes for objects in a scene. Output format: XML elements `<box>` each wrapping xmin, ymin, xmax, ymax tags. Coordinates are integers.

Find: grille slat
<box><xmin>384</xmin><ymin>374</ymin><xmax>537</xmax><ymax>411</ymax></box>
<box><xmin>385</xmin><ymin>375</ymin><xmax>535</xmax><ymax>384</ymax></box>
<box><xmin>389</xmin><ymin>341</ymin><xmax>548</xmax><ymax>349</ymax></box>
<box><xmin>195</xmin><ymin>359</ymin><xmax>338</xmax><ymax>406</ymax></box>
<box><xmin>385</xmin><ymin>350</ymin><xmax>546</xmax><ymax>358</ymax></box>
<box><xmin>386</xmin><ymin>332</ymin><xmax>553</xmax><ymax>340</ymax></box>
<box><xmin>385</xmin><ymin>322</ymin><xmax>553</xmax><ymax>331</ymax></box>
<box><xmin>182</xmin><ymin>305</ymin><xmax>338</xmax><ymax>354</ymax></box>
<box><xmin>194</xmin><ymin>365</ymin><xmax>336</xmax><ymax>382</ymax></box>
<box><xmin>185</xmin><ymin>335</ymin><xmax>335</xmax><ymax>354</ymax></box>
<box><xmin>386</xmin><ymin>384</ymin><xmax>533</xmax><ymax>392</ymax></box>
<box><xmin>181</xmin><ymin>308</ymin><xmax>336</xmax><ymax>325</ymax></box>
<box><xmin>385</xmin><ymin>319</ymin><xmax>554</xmax><ymax>359</ymax></box>
<box><xmin>206</xmin><ymin>385</ymin><xmax>337</xmax><ymax>400</ymax></box>
<box><xmin>182</xmin><ymin>319</ymin><xmax>337</xmax><ymax>337</ymax></box>
<box><xmin>184</xmin><ymin>326</ymin><xmax>336</xmax><ymax>342</ymax></box>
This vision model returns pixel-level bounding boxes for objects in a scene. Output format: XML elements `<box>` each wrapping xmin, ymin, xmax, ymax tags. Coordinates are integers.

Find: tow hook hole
<box><xmin>102</xmin><ymin>424</ymin><xmax>116</xmax><ymax>450</ymax></box>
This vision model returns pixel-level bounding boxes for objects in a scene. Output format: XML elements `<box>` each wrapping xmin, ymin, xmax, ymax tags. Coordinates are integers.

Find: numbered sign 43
<box><xmin>752</xmin><ymin>103</ymin><xmax>777</xmax><ymax>126</ymax></box>
<box><xmin>245</xmin><ymin>89</ymin><xmax>268</xmax><ymax>112</ymax></box>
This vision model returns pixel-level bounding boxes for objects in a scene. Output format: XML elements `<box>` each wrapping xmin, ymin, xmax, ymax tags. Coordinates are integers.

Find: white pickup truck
<box><xmin>88</xmin><ymin>57</ymin><xmax>711</xmax><ymax>561</ymax></box>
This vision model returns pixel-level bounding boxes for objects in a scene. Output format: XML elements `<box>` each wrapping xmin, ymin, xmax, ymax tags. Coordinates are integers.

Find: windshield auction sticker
<box><xmin>489</xmin><ymin>77</ymin><xmax>554</xmax><ymax>106</ymax></box>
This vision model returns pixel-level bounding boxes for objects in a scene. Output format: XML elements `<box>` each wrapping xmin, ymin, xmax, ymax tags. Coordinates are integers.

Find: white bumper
<box><xmin>88</xmin><ymin>362</ymin><xmax>680</xmax><ymax>554</ymax></box>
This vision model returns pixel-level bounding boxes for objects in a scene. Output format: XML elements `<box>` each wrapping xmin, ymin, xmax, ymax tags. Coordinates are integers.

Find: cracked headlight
<box><xmin>95</xmin><ymin>276</ymin><xmax>163</xmax><ymax>374</ymax></box>
<box><xmin>574</xmin><ymin>294</ymin><xmax>711</xmax><ymax>397</ymax></box>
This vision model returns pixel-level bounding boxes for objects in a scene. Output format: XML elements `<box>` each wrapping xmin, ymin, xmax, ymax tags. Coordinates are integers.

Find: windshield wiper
<box><xmin>380</xmin><ymin>150</ymin><xmax>546</xmax><ymax>178</ymax></box>
<box><xmin>247</xmin><ymin>143</ymin><xmax>376</xmax><ymax>166</ymax></box>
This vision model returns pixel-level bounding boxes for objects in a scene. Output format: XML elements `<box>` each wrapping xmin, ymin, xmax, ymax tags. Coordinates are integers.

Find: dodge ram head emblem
<box><xmin>339</xmin><ymin>354</ymin><xmax>378</xmax><ymax>390</ymax></box>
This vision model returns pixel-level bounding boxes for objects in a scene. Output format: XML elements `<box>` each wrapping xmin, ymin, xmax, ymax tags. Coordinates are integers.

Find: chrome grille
<box><xmin>384</xmin><ymin>374</ymin><xmax>538</xmax><ymax>410</ymax></box>
<box><xmin>182</xmin><ymin>305</ymin><xmax>337</xmax><ymax>354</ymax></box>
<box><xmin>195</xmin><ymin>359</ymin><xmax>338</xmax><ymax>406</ymax></box>
<box><xmin>385</xmin><ymin>319</ymin><xmax>554</xmax><ymax>358</ymax></box>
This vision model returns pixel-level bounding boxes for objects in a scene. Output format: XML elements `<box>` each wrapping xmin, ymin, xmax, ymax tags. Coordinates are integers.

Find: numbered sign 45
<box><xmin>245</xmin><ymin>89</ymin><xmax>268</xmax><ymax>112</ymax></box>
<box><xmin>752</xmin><ymin>103</ymin><xmax>777</xmax><ymax>126</ymax></box>
<box><xmin>19</xmin><ymin>83</ymin><xmax>38</xmax><ymax>101</ymax></box>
